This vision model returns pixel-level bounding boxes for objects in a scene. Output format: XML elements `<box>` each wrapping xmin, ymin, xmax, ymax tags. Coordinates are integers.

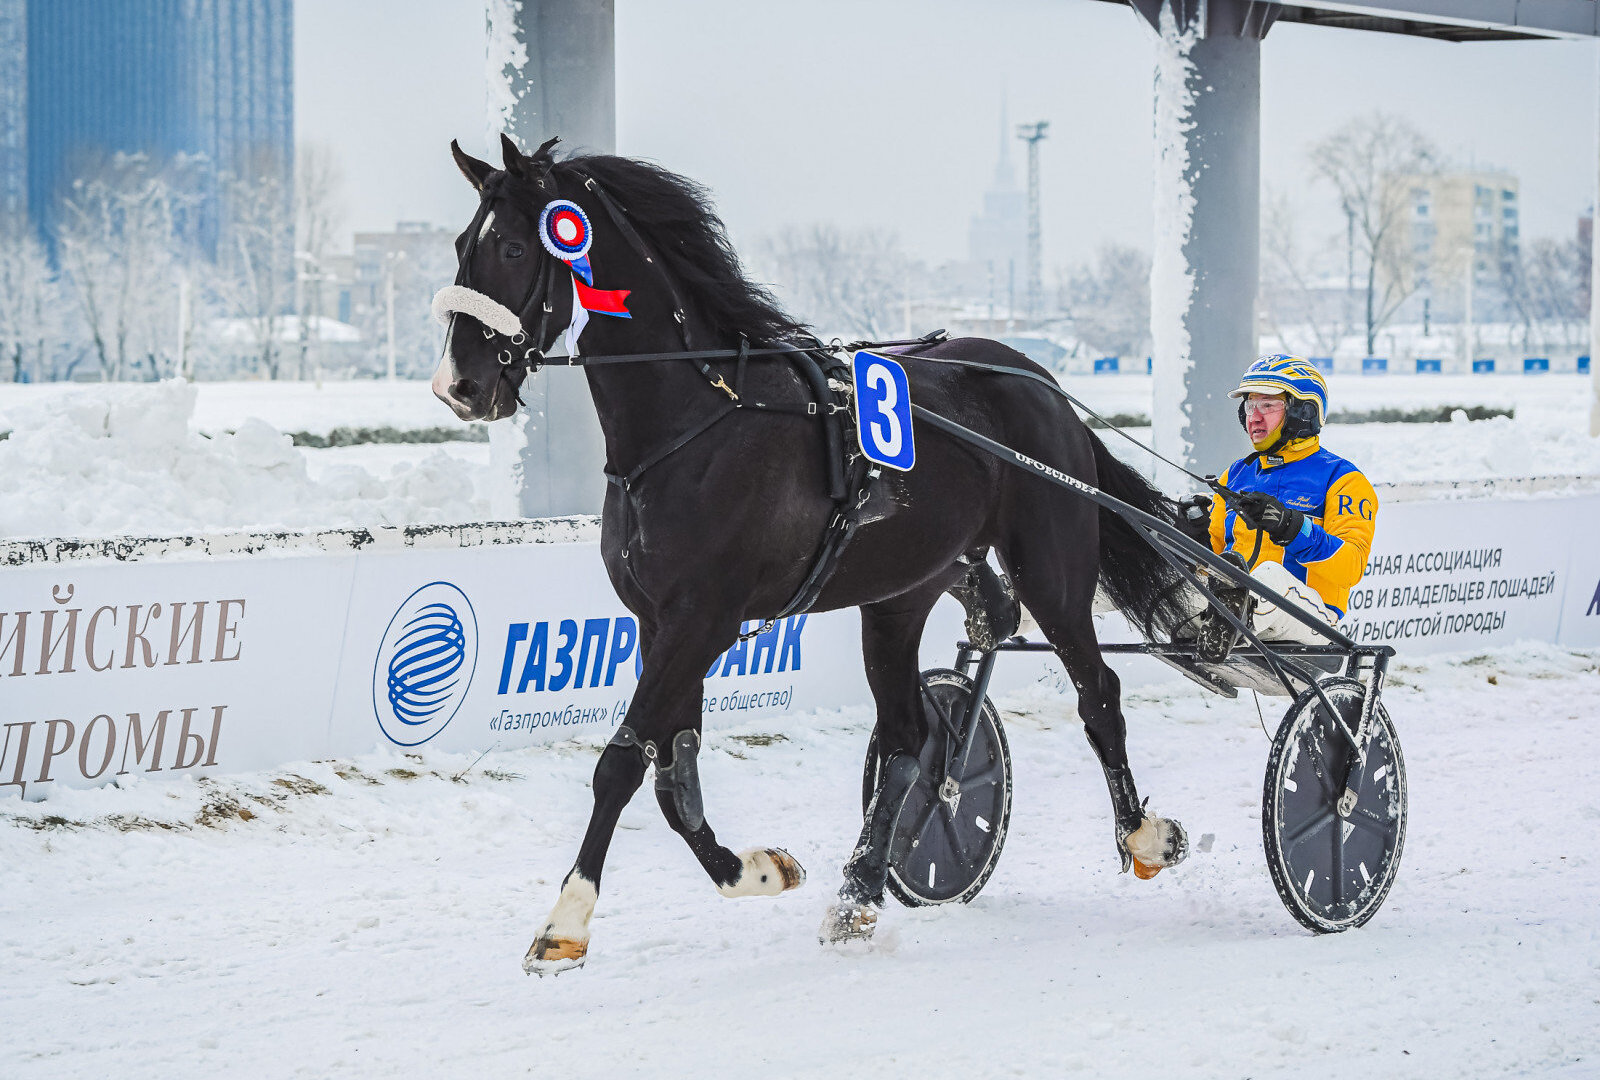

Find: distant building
<box><xmin>328</xmin><ymin>222</ymin><xmax>456</xmax><ymax>378</ymax></box>
<box><xmin>966</xmin><ymin>101</ymin><xmax>1028</xmax><ymax>306</ymax></box>
<box><xmin>1390</xmin><ymin>168</ymin><xmax>1519</xmax><ymax>317</ymax></box>
<box><xmin>0</xmin><ymin>0</ymin><xmax>292</xmax><ymax>252</ymax></box>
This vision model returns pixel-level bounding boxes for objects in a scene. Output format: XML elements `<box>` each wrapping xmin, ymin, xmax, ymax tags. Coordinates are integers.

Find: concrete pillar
<box><xmin>485</xmin><ymin>0</ymin><xmax>614</xmax><ymax>518</ymax></box>
<box><xmin>1591</xmin><ymin>39</ymin><xmax>1600</xmax><ymax>437</ymax></box>
<box><xmin>1135</xmin><ymin>0</ymin><xmax>1275</xmax><ymax>481</ymax></box>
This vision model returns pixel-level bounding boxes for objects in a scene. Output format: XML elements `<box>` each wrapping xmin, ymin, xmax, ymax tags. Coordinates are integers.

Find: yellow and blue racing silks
<box><xmin>1207</xmin><ymin>437</ymin><xmax>1378</xmax><ymax>616</ymax></box>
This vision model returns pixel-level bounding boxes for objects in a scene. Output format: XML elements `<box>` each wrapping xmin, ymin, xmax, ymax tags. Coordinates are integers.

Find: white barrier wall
<box><xmin>3</xmin><ymin>493</ymin><xmax>1598</xmax><ymax>799</ymax></box>
<box><xmin>1337</xmin><ymin>494</ymin><xmax>1600</xmax><ymax>651</ymax></box>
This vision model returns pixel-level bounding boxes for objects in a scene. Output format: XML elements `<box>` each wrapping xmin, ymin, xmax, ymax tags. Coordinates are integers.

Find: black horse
<box><xmin>433</xmin><ymin>136</ymin><xmax>1191</xmax><ymax>973</ymax></box>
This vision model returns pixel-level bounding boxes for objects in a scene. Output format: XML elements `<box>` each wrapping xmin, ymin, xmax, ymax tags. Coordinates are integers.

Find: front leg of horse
<box><xmin>651</xmin><ymin>727</ymin><xmax>807</xmax><ymax>898</ymax></box>
<box><xmin>820</xmin><ymin>751</ymin><xmax>921</xmax><ymax>943</ymax></box>
<box><xmin>524</xmin><ymin>738</ymin><xmax>647</xmax><ymax>975</ymax></box>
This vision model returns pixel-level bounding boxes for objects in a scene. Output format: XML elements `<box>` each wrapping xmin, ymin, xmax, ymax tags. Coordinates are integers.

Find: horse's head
<box><xmin>433</xmin><ymin>136</ymin><xmax>811</xmax><ymax>424</ymax></box>
<box><xmin>431</xmin><ymin>134</ymin><xmax>572</xmax><ymax>421</ymax></box>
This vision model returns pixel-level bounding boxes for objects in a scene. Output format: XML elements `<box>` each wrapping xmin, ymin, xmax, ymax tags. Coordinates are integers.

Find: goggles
<box><xmin>1242</xmin><ymin>397</ymin><xmax>1287</xmax><ymax>416</ymax></box>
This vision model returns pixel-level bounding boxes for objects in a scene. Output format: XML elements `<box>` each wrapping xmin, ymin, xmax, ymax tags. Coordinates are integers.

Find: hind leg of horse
<box><xmin>524</xmin><ymin>612</ymin><xmax>804</xmax><ymax>975</ymax></box>
<box><xmin>1003</xmin><ymin>536</ymin><xmax>1189</xmax><ymax>877</ymax></box>
<box><xmin>822</xmin><ymin>580</ymin><xmax>949</xmax><ymax>943</ymax></box>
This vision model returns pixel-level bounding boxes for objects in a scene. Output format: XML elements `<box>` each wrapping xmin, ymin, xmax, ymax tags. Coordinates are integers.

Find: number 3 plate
<box><xmin>851</xmin><ymin>350</ymin><xmax>916</xmax><ymax>472</ymax></box>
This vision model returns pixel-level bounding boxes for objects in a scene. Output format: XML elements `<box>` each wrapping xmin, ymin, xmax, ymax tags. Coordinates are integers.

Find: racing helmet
<box><xmin>1229</xmin><ymin>354</ymin><xmax>1328</xmax><ymax>443</ymax></box>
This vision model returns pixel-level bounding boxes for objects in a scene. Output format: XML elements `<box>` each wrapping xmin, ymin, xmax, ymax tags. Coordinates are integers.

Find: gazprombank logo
<box><xmin>372</xmin><ymin>581</ymin><xmax>479</xmax><ymax>746</ymax></box>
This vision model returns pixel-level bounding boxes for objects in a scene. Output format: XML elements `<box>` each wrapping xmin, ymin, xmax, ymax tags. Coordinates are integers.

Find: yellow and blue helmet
<box><xmin>1228</xmin><ymin>354</ymin><xmax>1328</xmax><ymax>440</ymax></box>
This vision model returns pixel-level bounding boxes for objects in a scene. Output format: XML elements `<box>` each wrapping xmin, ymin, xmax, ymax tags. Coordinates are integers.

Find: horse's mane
<box><xmin>551</xmin><ymin>153</ymin><xmax>812</xmax><ymax>346</ymax></box>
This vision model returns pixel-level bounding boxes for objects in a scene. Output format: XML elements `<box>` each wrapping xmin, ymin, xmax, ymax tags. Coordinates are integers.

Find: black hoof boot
<box><xmin>948</xmin><ymin>555</ymin><xmax>1020</xmax><ymax>651</ymax></box>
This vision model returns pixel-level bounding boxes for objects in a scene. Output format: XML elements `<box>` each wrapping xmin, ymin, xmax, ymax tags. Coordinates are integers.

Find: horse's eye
<box><xmin>505</xmin><ymin>242</ymin><xmax>524</xmax><ymax>259</ymax></box>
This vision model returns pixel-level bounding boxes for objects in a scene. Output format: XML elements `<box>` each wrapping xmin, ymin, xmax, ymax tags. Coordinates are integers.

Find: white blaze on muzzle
<box><xmin>430</xmin><ymin>284</ymin><xmax>524</xmax><ymax>338</ymax></box>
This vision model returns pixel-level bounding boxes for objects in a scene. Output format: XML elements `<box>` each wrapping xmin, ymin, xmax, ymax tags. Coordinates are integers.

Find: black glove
<box><xmin>1232</xmin><ymin>491</ymin><xmax>1304</xmax><ymax>546</ymax></box>
<box><xmin>1176</xmin><ymin>493</ymin><xmax>1214</xmax><ymax>547</ymax></box>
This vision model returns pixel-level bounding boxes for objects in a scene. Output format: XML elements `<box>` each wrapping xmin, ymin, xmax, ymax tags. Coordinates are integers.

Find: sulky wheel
<box><xmin>862</xmin><ymin>668</ymin><xmax>1013</xmax><ymax>907</ymax></box>
<box><xmin>1262</xmin><ymin>676</ymin><xmax>1407</xmax><ymax>934</ymax></box>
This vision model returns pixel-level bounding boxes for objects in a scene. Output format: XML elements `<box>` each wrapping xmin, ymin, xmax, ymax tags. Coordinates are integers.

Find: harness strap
<box><xmin>606</xmin><ymin>401</ymin><xmax>739</xmax><ymax>495</ymax></box>
<box><xmin>570</xmin><ymin>170</ymin><xmax>693</xmax><ymax>350</ymax></box>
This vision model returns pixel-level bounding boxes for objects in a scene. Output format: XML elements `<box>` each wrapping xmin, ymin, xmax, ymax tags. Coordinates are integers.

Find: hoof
<box><xmin>819</xmin><ymin>901</ymin><xmax>878</xmax><ymax>944</ymax></box>
<box><xmin>719</xmin><ymin>847</ymin><xmax>807</xmax><ymax>898</ymax></box>
<box><xmin>1123</xmin><ymin>814</ymin><xmax>1189</xmax><ymax>877</ymax></box>
<box><xmin>523</xmin><ymin>934</ymin><xmax>587</xmax><ymax>976</ymax></box>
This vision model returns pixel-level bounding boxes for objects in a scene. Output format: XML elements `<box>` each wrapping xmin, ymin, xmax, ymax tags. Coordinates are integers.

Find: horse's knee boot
<box><xmin>841</xmin><ymin>752</ymin><xmax>921</xmax><ymax>905</ymax></box>
<box><xmin>652</xmin><ymin>728</ymin><xmax>704</xmax><ymax>832</ymax></box>
<box><xmin>594</xmin><ymin>734</ymin><xmax>650</xmax><ymax>796</ymax></box>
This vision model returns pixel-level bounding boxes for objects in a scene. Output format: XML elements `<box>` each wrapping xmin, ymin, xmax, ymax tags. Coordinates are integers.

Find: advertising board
<box><xmin>1336</xmin><ymin>496</ymin><xmax>1579</xmax><ymax>654</ymax></box>
<box><xmin>1556</xmin><ymin>496</ymin><xmax>1600</xmax><ymax>647</ymax></box>
<box><xmin>4</xmin><ymin>490</ymin><xmax>1598</xmax><ymax>799</ymax></box>
<box><xmin>323</xmin><ymin>542</ymin><xmax>876</xmax><ymax>761</ymax></box>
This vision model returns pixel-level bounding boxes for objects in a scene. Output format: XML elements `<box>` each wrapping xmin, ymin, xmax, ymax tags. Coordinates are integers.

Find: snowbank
<box><xmin>0</xmin><ymin>381</ymin><xmax>487</xmax><ymax>538</ymax></box>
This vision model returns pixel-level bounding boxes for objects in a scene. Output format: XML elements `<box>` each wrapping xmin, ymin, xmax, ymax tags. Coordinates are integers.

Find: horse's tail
<box><xmin>1088</xmin><ymin>431</ymin><xmax>1191</xmax><ymax>639</ymax></box>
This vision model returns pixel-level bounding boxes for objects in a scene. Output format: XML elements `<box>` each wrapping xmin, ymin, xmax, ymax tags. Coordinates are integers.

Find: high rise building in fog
<box><xmin>967</xmin><ymin>101</ymin><xmax>1028</xmax><ymax>309</ymax></box>
<box><xmin>0</xmin><ymin>0</ymin><xmax>292</xmax><ymax>251</ymax></box>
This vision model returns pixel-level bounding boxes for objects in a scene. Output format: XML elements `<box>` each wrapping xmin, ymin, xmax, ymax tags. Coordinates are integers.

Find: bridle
<box><xmin>445</xmin><ymin>177</ymin><xmax>561</xmax><ymax>381</ymax></box>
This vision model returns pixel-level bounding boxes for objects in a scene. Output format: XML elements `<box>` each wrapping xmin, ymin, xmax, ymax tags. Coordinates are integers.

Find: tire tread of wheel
<box><xmin>1261</xmin><ymin>676</ymin><xmax>1407</xmax><ymax>934</ymax></box>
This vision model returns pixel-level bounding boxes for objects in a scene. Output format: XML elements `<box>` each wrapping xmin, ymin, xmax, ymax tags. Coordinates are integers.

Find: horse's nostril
<box><xmin>451</xmin><ymin>378</ymin><xmax>478</xmax><ymax>400</ymax></box>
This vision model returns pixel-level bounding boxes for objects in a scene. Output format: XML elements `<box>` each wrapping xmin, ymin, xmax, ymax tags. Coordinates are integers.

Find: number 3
<box><xmin>865</xmin><ymin>362</ymin><xmax>902</xmax><ymax>456</ymax></box>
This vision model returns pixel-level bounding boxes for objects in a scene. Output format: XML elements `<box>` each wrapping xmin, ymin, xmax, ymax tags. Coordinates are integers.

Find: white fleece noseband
<box><xmin>431</xmin><ymin>284</ymin><xmax>524</xmax><ymax>338</ymax></box>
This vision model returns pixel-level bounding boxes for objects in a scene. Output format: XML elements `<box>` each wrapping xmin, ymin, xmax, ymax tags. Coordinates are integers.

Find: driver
<box><xmin>1179</xmin><ymin>354</ymin><xmax>1378</xmax><ymax>659</ymax></box>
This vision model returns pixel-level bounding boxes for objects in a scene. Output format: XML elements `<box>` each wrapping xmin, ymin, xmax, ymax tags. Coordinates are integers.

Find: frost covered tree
<box><xmin>1258</xmin><ymin>189</ymin><xmax>1353</xmax><ymax>360</ymax></box>
<box><xmin>391</xmin><ymin>239</ymin><xmax>455</xmax><ymax>378</ymax></box>
<box><xmin>55</xmin><ymin>152</ymin><xmax>196</xmax><ymax>381</ymax></box>
<box><xmin>216</xmin><ymin>147</ymin><xmax>295</xmax><ymax>379</ymax></box>
<box><xmin>1061</xmin><ymin>244</ymin><xmax>1150</xmax><ymax>359</ymax></box>
<box><xmin>1497</xmin><ymin>236</ymin><xmax>1586</xmax><ymax>355</ymax></box>
<box><xmin>758</xmin><ymin>224</ymin><xmax>913</xmax><ymax>339</ymax></box>
<box><xmin>0</xmin><ymin>217</ymin><xmax>69</xmax><ymax>381</ymax></box>
<box><xmin>293</xmin><ymin>142</ymin><xmax>345</xmax><ymax>380</ymax></box>
<box><xmin>1309</xmin><ymin>112</ymin><xmax>1437</xmax><ymax>356</ymax></box>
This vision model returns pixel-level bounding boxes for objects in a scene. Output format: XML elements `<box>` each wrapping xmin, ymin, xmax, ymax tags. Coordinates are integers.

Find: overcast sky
<box><xmin>296</xmin><ymin>0</ymin><xmax>1599</xmax><ymax>271</ymax></box>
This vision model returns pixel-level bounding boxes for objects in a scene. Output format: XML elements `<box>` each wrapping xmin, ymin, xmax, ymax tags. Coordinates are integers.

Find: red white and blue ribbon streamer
<box><xmin>539</xmin><ymin>198</ymin><xmax>630</xmax><ymax>321</ymax></box>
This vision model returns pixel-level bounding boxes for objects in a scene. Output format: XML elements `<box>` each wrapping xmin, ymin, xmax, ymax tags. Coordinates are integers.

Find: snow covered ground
<box><xmin>4</xmin><ymin>643</ymin><xmax>1596</xmax><ymax>1079</ymax></box>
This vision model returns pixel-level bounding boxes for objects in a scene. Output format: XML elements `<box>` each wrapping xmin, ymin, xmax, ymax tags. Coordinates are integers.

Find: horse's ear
<box><xmin>500</xmin><ymin>133</ymin><xmax>526</xmax><ymax>177</ymax></box>
<box><xmin>451</xmin><ymin>140</ymin><xmax>494</xmax><ymax>192</ymax></box>
<box><xmin>530</xmin><ymin>135</ymin><xmax>560</xmax><ymax>166</ymax></box>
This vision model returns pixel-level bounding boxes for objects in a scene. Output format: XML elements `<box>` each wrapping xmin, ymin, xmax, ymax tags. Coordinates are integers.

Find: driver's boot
<box><xmin>1196</xmin><ymin>552</ymin><xmax>1254</xmax><ymax>664</ymax></box>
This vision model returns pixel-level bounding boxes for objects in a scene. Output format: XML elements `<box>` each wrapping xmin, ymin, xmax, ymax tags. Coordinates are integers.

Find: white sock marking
<box><xmin>716</xmin><ymin>849</ymin><xmax>799</xmax><ymax>898</ymax></box>
<box><xmin>541</xmin><ymin>872</ymin><xmax>598</xmax><ymax>943</ymax></box>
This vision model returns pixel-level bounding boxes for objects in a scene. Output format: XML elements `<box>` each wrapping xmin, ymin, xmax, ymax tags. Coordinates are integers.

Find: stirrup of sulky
<box><xmin>1196</xmin><ymin>552</ymin><xmax>1253</xmax><ymax>664</ymax></box>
